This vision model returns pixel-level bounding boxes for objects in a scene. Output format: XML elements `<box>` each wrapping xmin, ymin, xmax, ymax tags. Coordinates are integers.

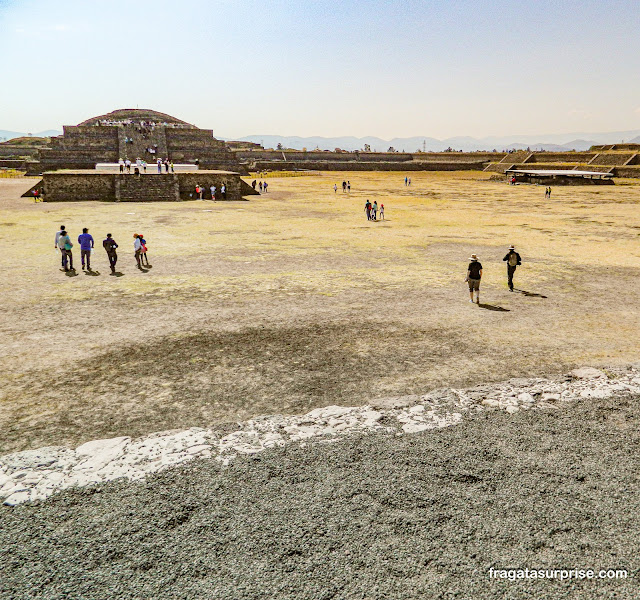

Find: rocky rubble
<box><xmin>2</xmin><ymin>365</ymin><xmax>638</xmax><ymax>506</ymax></box>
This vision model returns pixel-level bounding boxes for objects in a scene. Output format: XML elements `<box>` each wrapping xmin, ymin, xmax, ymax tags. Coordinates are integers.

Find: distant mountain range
<box><xmin>3</xmin><ymin>127</ymin><xmax>640</xmax><ymax>152</ymax></box>
<box><xmin>226</xmin><ymin>130</ymin><xmax>640</xmax><ymax>152</ymax></box>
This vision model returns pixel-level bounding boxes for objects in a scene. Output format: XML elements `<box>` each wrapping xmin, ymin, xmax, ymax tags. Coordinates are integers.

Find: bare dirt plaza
<box><xmin>1</xmin><ymin>171</ymin><xmax>639</xmax><ymax>455</ymax></box>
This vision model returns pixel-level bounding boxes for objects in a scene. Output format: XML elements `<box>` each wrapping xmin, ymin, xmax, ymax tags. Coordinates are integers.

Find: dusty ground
<box><xmin>1</xmin><ymin>171</ymin><xmax>640</xmax><ymax>454</ymax></box>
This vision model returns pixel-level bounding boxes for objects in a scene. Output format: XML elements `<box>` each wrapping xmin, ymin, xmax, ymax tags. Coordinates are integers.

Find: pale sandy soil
<box><xmin>1</xmin><ymin>171</ymin><xmax>639</xmax><ymax>454</ymax></box>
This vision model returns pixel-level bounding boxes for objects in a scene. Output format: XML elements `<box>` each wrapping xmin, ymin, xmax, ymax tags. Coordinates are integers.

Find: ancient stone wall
<box><xmin>524</xmin><ymin>152</ymin><xmax>596</xmax><ymax>163</ymax></box>
<box><xmin>42</xmin><ymin>173</ymin><xmax>116</xmax><ymax>201</ymax></box>
<box><xmin>252</xmin><ymin>160</ymin><xmax>487</xmax><ymax>172</ymax></box>
<box><xmin>34</xmin><ymin>171</ymin><xmax>257</xmax><ymax>202</ymax></box>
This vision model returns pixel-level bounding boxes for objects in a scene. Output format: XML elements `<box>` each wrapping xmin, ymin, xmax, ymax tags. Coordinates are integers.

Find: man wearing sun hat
<box><xmin>466</xmin><ymin>253</ymin><xmax>482</xmax><ymax>304</ymax></box>
<box><xmin>502</xmin><ymin>245</ymin><xmax>522</xmax><ymax>291</ymax></box>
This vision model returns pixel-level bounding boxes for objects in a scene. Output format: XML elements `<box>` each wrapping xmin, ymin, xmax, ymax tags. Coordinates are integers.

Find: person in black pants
<box><xmin>103</xmin><ymin>233</ymin><xmax>119</xmax><ymax>274</ymax></box>
<box><xmin>502</xmin><ymin>245</ymin><xmax>522</xmax><ymax>291</ymax></box>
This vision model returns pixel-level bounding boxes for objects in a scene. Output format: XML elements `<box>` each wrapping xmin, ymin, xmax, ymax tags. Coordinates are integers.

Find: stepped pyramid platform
<box><xmin>25</xmin><ymin>108</ymin><xmax>247</xmax><ymax>176</ymax></box>
<box><xmin>24</xmin><ymin>170</ymin><xmax>258</xmax><ymax>202</ymax></box>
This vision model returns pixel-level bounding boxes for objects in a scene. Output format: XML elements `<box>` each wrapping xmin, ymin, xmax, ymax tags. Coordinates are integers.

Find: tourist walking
<box><xmin>55</xmin><ymin>225</ymin><xmax>66</xmax><ymax>268</ymax></box>
<box><xmin>466</xmin><ymin>253</ymin><xmax>482</xmax><ymax>304</ymax></box>
<box><xmin>347</xmin><ymin>181</ymin><xmax>351</xmax><ymax>192</ymax></box>
<box><xmin>210</xmin><ymin>184</ymin><xmax>216</xmax><ymax>200</ymax></box>
<box><xmin>103</xmin><ymin>233</ymin><xmax>118</xmax><ymax>274</ymax></box>
<box><xmin>333</xmin><ymin>184</ymin><xmax>338</xmax><ymax>193</ymax></box>
<box><xmin>548</xmin><ymin>186</ymin><xmax>552</xmax><ymax>199</ymax></box>
<box><xmin>342</xmin><ymin>180</ymin><xmax>347</xmax><ymax>192</ymax></box>
<box><xmin>365</xmin><ymin>200</ymin><xmax>371</xmax><ymax>220</ymax></box>
<box><xmin>259</xmin><ymin>181</ymin><xmax>263</xmax><ymax>192</ymax></box>
<box><xmin>262</xmin><ymin>182</ymin><xmax>267</xmax><ymax>193</ymax></box>
<box><xmin>502</xmin><ymin>245</ymin><xmax>522</xmax><ymax>291</ymax></box>
<box><xmin>157</xmin><ymin>158</ymin><xmax>162</xmax><ymax>173</ymax></box>
<box><xmin>251</xmin><ymin>180</ymin><xmax>257</xmax><ymax>190</ymax></box>
<box><xmin>133</xmin><ymin>233</ymin><xmax>143</xmax><ymax>269</ymax></box>
<box><xmin>404</xmin><ymin>176</ymin><xmax>408</xmax><ymax>186</ymax></box>
<box><xmin>372</xmin><ymin>200</ymin><xmax>378</xmax><ymax>221</ymax></box>
<box><xmin>408</xmin><ymin>177</ymin><xmax>411</xmax><ymax>186</ymax></box>
<box><xmin>119</xmin><ymin>158</ymin><xmax>124</xmax><ymax>173</ymax></box>
<box><xmin>222</xmin><ymin>183</ymin><xmax>227</xmax><ymax>199</ymax></box>
<box><xmin>170</xmin><ymin>161</ymin><xmax>175</xmax><ymax>173</ymax></box>
<box><xmin>78</xmin><ymin>227</ymin><xmax>94</xmax><ymax>271</ymax></box>
<box><xmin>139</xmin><ymin>233</ymin><xmax>150</xmax><ymax>266</ymax></box>
<box><xmin>57</xmin><ymin>229</ymin><xmax>74</xmax><ymax>272</ymax></box>
<box><xmin>125</xmin><ymin>159</ymin><xmax>131</xmax><ymax>173</ymax></box>
<box><xmin>379</xmin><ymin>203</ymin><xmax>384</xmax><ymax>220</ymax></box>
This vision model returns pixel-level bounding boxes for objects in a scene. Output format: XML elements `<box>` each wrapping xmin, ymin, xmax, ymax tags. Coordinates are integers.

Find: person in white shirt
<box><xmin>221</xmin><ymin>184</ymin><xmax>226</xmax><ymax>199</ymax></box>
<box><xmin>133</xmin><ymin>233</ymin><xmax>143</xmax><ymax>269</ymax></box>
<box><xmin>210</xmin><ymin>185</ymin><xmax>216</xmax><ymax>200</ymax></box>
<box><xmin>55</xmin><ymin>225</ymin><xmax>66</xmax><ymax>268</ymax></box>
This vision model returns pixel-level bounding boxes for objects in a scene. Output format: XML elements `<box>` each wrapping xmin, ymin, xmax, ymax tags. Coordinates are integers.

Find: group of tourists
<box><xmin>54</xmin><ymin>226</ymin><xmax>150</xmax><ymax>274</ymax></box>
<box><xmin>251</xmin><ymin>180</ymin><xmax>269</xmax><ymax>192</ymax></box>
<box><xmin>364</xmin><ymin>200</ymin><xmax>384</xmax><ymax>220</ymax></box>
<box><xmin>194</xmin><ymin>183</ymin><xmax>227</xmax><ymax>200</ymax></box>
<box><xmin>544</xmin><ymin>186</ymin><xmax>552</xmax><ymax>198</ymax></box>
<box><xmin>465</xmin><ymin>245</ymin><xmax>522</xmax><ymax>304</ymax></box>
<box><xmin>404</xmin><ymin>176</ymin><xmax>412</xmax><ymax>186</ymax></box>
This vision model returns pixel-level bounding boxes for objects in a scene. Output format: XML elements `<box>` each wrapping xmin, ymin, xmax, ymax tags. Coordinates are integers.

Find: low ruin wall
<box><xmin>252</xmin><ymin>160</ymin><xmax>488</xmax><ymax>172</ymax></box>
<box><xmin>30</xmin><ymin>171</ymin><xmax>257</xmax><ymax>202</ymax></box>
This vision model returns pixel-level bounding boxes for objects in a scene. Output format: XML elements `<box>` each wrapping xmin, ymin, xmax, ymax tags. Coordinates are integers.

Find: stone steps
<box><xmin>115</xmin><ymin>174</ymin><xmax>179</xmax><ymax>201</ymax></box>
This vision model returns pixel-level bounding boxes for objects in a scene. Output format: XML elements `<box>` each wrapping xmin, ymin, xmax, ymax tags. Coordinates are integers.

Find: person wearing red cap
<box><xmin>139</xmin><ymin>233</ymin><xmax>150</xmax><ymax>267</ymax></box>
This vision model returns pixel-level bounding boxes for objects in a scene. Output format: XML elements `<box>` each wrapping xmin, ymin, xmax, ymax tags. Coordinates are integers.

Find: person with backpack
<box><xmin>466</xmin><ymin>254</ymin><xmax>482</xmax><ymax>304</ymax></box>
<box><xmin>139</xmin><ymin>233</ymin><xmax>150</xmax><ymax>267</ymax></box>
<box><xmin>503</xmin><ymin>245</ymin><xmax>522</xmax><ymax>291</ymax></box>
<box><xmin>103</xmin><ymin>233</ymin><xmax>118</xmax><ymax>274</ymax></box>
<box><xmin>364</xmin><ymin>200</ymin><xmax>371</xmax><ymax>220</ymax></box>
<box><xmin>57</xmin><ymin>229</ymin><xmax>74</xmax><ymax>272</ymax></box>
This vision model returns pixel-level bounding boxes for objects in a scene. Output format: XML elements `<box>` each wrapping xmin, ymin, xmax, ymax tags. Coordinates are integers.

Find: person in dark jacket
<box><xmin>103</xmin><ymin>233</ymin><xmax>119</xmax><ymax>274</ymax></box>
<box><xmin>466</xmin><ymin>254</ymin><xmax>482</xmax><ymax>304</ymax></box>
<box><xmin>502</xmin><ymin>245</ymin><xmax>522</xmax><ymax>291</ymax></box>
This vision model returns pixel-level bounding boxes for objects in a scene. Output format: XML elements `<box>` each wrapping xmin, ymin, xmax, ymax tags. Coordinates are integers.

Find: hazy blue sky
<box><xmin>1</xmin><ymin>0</ymin><xmax>639</xmax><ymax>138</ymax></box>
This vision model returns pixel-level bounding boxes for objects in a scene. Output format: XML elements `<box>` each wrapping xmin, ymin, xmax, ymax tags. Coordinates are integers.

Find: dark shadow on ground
<box><xmin>110</xmin><ymin>272</ymin><xmax>124</xmax><ymax>277</ymax></box>
<box><xmin>64</xmin><ymin>269</ymin><xmax>78</xmax><ymax>278</ymax></box>
<box><xmin>478</xmin><ymin>303</ymin><xmax>510</xmax><ymax>312</ymax></box>
<box><xmin>515</xmin><ymin>289</ymin><xmax>547</xmax><ymax>298</ymax></box>
<box><xmin>84</xmin><ymin>270</ymin><xmax>100</xmax><ymax>276</ymax></box>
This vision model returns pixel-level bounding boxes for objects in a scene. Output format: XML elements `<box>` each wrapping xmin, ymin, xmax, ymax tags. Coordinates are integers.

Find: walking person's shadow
<box><xmin>110</xmin><ymin>271</ymin><xmax>124</xmax><ymax>277</ymax></box>
<box><xmin>478</xmin><ymin>303</ymin><xmax>510</xmax><ymax>312</ymax></box>
<box><xmin>514</xmin><ymin>289</ymin><xmax>547</xmax><ymax>298</ymax></box>
<box><xmin>84</xmin><ymin>269</ymin><xmax>100</xmax><ymax>276</ymax></box>
<box><xmin>64</xmin><ymin>270</ymin><xmax>78</xmax><ymax>278</ymax></box>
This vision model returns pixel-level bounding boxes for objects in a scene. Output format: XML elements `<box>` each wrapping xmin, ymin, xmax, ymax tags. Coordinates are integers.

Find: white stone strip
<box><xmin>2</xmin><ymin>366</ymin><xmax>639</xmax><ymax>506</ymax></box>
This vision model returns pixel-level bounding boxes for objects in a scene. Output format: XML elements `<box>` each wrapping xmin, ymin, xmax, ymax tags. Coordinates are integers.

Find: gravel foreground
<box><xmin>1</xmin><ymin>395</ymin><xmax>640</xmax><ymax>600</ymax></box>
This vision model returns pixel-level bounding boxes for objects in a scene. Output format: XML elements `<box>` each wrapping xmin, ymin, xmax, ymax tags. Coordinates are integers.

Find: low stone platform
<box><xmin>24</xmin><ymin>170</ymin><xmax>258</xmax><ymax>202</ymax></box>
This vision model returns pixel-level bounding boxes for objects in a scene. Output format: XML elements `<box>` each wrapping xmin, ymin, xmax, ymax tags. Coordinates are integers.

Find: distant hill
<box><xmin>0</xmin><ymin>136</ymin><xmax>50</xmax><ymax>146</ymax></box>
<box><xmin>0</xmin><ymin>130</ymin><xmax>61</xmax><ymax>142</ymax></box>
<box><xmin>226</xmin><ymin>130</ymin><xmax>640</xmax><ymax>152</ymax></box>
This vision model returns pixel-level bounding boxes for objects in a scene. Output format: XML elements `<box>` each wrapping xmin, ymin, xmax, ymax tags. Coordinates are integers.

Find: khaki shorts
<box><xmin>467</xmin><ymin>278</ymin><xmax>480</xmax><ymax>291</ymax></box>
